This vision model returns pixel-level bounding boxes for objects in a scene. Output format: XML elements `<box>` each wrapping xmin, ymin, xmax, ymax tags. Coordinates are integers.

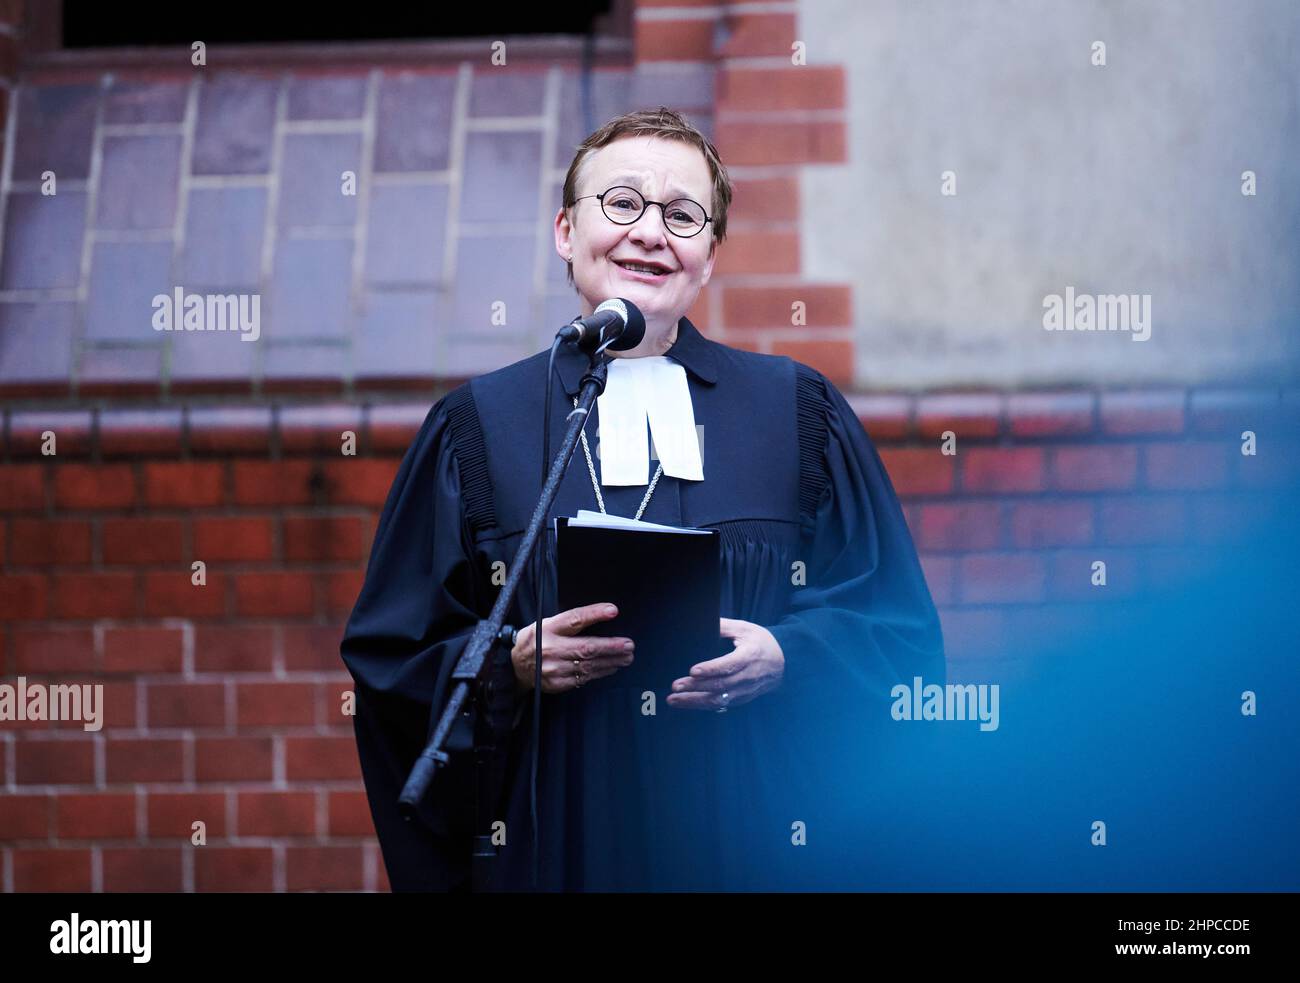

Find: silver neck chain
<box><xmin>573</xmin><ymin>394</ymin><xmax>664</xmax><ymax>520</ymax></box>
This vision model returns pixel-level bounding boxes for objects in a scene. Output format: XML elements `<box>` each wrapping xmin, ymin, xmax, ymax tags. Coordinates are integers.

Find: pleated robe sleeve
<box><xmin>339</xmin><ymin>392</ymin><xmax>519</xmax><ymax>892</ymax></box>
<box><xmin>766</xmin><ymin>367</ymin><xmax>946</xmax><ymax>714</ymax></box>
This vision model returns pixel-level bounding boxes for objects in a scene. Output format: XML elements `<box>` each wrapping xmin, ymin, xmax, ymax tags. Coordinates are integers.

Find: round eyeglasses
<box><xmin>572</xmin><ymin>186</ymin><xmax>712</xmax><ymax>238</ymax></box>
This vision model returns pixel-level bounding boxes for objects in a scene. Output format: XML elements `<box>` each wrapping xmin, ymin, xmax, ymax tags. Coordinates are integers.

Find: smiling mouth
<box><xmin>613</xmin><ymin>259</ymin><xmax>674</xmax><ymax>277</ymax></box>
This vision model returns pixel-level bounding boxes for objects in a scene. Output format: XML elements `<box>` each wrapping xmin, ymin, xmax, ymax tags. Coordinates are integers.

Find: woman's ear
<box><xmin>554</xmin><ymin>206</ymin><xmax>574</xmax><ymax>261</ymax></box>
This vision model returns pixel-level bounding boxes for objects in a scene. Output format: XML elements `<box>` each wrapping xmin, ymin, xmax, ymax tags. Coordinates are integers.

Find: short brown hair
<box><xmin>560</xmin><ymin>106</ymin><xmax>732</xmax><ymax>287</ymax></box>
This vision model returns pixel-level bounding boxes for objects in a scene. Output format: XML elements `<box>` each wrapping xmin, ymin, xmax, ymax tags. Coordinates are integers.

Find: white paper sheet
<box><xmin>568</xmin><ymin>508</ymin><xmax>711</xmax><ymax>534</ymax></box>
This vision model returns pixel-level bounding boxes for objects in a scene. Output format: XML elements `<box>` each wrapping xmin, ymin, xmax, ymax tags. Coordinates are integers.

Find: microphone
<box><xmin>558</xmin><ymin>298</ymin><xmax>646</xmax><ymax>352</ymax></box>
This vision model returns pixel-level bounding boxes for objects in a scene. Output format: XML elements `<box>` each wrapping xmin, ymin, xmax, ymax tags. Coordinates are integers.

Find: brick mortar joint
<box><xmin>0</xmin><ymin>385</ymin><xmax>1295</xmax><ymax>459</ymax></box>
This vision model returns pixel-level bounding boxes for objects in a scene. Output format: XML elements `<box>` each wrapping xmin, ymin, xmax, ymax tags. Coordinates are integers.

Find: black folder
<box><xmin>554</xmin><ymin>515</ymin><xmax>725</xmax><ymax>693</ymax></box>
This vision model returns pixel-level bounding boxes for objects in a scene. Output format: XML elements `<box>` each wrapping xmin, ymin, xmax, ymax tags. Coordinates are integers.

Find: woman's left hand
<box><xmin>667</xmin><ymin>618</ymin><xmax>784</xmax><ymax>711</ymax></box>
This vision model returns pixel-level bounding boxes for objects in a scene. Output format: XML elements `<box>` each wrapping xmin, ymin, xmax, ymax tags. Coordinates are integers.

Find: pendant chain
<box><xmin>573</xmin><ymin>395</ymin><xmax>663</xmax><ymax>520</ymax></box>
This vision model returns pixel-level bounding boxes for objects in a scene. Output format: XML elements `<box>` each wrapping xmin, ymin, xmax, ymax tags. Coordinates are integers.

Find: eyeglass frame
<box><xmin>571</xmin><ymin>185</ymin><xmax>714</xmax><ymax>239</ymax></box>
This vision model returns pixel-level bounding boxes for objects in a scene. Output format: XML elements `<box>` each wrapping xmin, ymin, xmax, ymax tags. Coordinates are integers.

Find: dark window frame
<box><xmin>18</xmin><ymin>1</ymin><xmax>633</xmax><ymax>75</ymax></box>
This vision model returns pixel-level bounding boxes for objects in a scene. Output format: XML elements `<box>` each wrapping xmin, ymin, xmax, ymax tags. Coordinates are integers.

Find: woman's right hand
<box><xmin>511</xmin><ymin>603</ymin><xmax>635</xmax><ymax>693</ymax></box>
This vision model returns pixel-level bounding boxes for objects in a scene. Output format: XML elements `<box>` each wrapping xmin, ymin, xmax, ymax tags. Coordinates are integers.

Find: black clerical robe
<box><xmin>339</xmin><ymin>316</ymin><xmax>945</xmax><ymax>891</ymax></box>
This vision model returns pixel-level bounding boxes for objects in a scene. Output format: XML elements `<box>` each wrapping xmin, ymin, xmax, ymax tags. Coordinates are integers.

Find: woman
<box><xmin>340</xmin><ymin>107</ymin><xmax>945</xmax><ymax>891</ymax></box>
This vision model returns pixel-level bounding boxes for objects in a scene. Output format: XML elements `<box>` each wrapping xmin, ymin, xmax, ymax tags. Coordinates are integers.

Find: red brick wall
<box><xmin>3</xmin><ymin>386</ymin><xmax>1295</xmax><ymax>890</ymax></box>
<box><xmin>0</xmin><ymin>407</ymin><xmax>407</xmax><ymax>891</ymax></box>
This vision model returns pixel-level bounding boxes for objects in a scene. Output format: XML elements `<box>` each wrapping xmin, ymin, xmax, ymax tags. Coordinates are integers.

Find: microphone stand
<box><xmin>398</xmin><ymin>339</ymin><xmax>613</xmax><ymax>890</ymax></box>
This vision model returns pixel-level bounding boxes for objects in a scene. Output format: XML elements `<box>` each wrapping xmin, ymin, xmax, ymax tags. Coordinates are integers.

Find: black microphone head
<box><xmin>595</xmin><ymin>298</ymin><xmax>646</xmax><ymax>351</ymax></box>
